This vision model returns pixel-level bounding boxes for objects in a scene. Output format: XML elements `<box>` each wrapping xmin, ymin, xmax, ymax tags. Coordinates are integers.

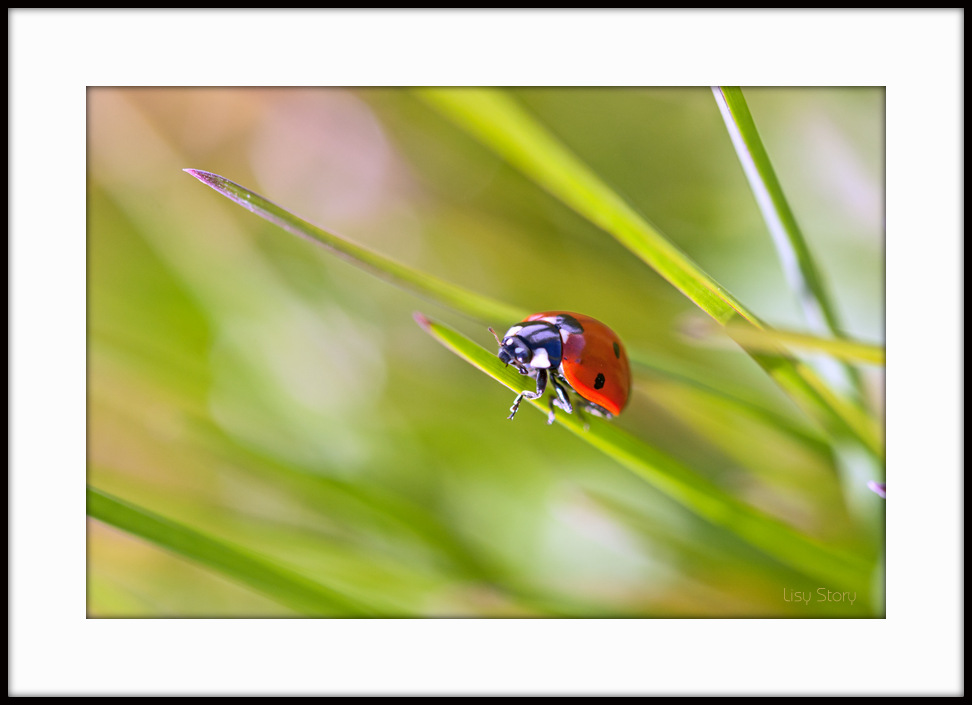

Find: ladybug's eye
<box><xmin>512</xmin><ymin>344</ymin><xmax>531</xmax><ymax>364</ymax></box>
<box><xmin>498</xmin><ymin>337</ymin><xmax>531</xmax><ymax>367</ymax></box>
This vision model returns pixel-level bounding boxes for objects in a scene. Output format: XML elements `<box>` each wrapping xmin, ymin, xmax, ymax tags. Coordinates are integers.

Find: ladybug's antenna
<box><xmin>488</xmin><ymin>327</ymin><xmax>503</xmax><ymax>347</ymax></box>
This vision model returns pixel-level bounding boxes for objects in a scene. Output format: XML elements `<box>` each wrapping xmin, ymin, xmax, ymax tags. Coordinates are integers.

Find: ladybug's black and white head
<box><xmin>497</xmin><ymin>336</ymin><xmax>532</xmax><ymax>370</ymax></box>
<box><xmin>493</xmin><ymin>322</ymin><xmax>564</xmax><ymax>375</ymax></box>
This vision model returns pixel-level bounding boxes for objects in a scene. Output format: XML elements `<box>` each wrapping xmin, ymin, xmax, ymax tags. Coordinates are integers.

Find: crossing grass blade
<box><xmin>87</xmin><ymin>486</ymin><xmax>380</xmax><ymax>616</ymax></box>
<box><xmin>711</xmin><ymin>87</ymin><xmax>884</xmax><ymax>524</ymax></box>
<box><xmin>413</xmin><ymin>312</ymin><xmax>874</xmax><ymax>595</ymax></box>
<box><xmin>712</xmin><ymin>87</ymin><xmax>849</xmax><ymax>337</ymax></box>
<box><xmin>712</xmin><ymin>86</ymin><xmax>870</xmax><ymax>392</ymax></box>
<box><xmin>415</xmin><ymin>88</ymin><xmax>884</xmax><ymax>462</ymax></box>
<box><xmin>684</xmin><ymin>317</ymin><xmax>886</xmax><ymax>365</ymax></box>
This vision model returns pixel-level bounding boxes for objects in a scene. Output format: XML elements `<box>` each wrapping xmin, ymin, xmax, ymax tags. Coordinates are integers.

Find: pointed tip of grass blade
<box><xmin>183</xmin><ymin>167</ymin><xmax>213</xmax><ymax>182</ymax></box>
<box><xmin>412</xmin><ymin>311</ymin><xmax>432</xmax><ymax>331</ymax></box>
<box><xmin>183</xmin><ymin>168</ymin><xmax>261</xmax><ymax>215</ymax></box>
<box><xmin>184</xmin><ymin>168</ymin><xmax>230</xmax><ymax>193</ymax></box>
<box><xmin>183</xmin><ymin>168</ymin><xmax>228</xmax><ymax>195</ymax></box>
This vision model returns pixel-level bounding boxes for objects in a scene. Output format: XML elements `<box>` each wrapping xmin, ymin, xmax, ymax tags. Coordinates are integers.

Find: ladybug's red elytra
<box><xmin>491</xmin><ymin>312</ymin><xmax>631</xmax><ymax>424</ymax></box>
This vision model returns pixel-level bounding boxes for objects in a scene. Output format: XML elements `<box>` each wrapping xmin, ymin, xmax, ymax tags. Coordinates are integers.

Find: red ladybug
<box><xmin>491</xmin><ymin>312</ymin><xmax>631</xmax><ymax>424</ymax></box>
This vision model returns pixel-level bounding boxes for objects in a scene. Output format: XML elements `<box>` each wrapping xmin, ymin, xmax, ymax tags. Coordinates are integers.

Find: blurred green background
<box><xmin>87</xmin><ymin>87</ymin><xmax>884</xmax><ymax>617</ymax></box>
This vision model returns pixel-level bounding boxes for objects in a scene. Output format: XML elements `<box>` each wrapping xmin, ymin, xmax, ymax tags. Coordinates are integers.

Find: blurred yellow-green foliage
<box><xmin>88</xmin><ymin>87</ymin><xmax>884</xmax><ymax>617</ymax></box>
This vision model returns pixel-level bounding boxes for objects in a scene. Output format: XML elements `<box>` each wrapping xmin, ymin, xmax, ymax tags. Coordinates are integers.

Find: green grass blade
<box><xmin>415</xmin><ymin>89</ymin><xmax>751</xmax><ymax>326</ymax></box>
<box><xmin>630</xmin><ymin>359</ymin><xmax>831</xmax><ymax>456</ymax></box>
<box><xmin>713</xmin><ymin>87</ymin><xmax>868</xmax><ymax>389</ymax></box>
<box><xmin>194</xmin><ymin>431</ymin><xmax>508</xmax><ymax>584</ymax></box>
<box><xmin>416</xmin><ymin>88</ymin><xmax>883</xmax><ymax>461</ymax></box>
<box><xmin>184</xmin><ymin>168</ymin><xmax>830</xmax><ymax>456</ymax></box>
<box><xmin>87</xmin><ymin>486</ymin><xmax>379</xmax><ymax>616</ymax></box>
<box><xmin>183</xmin><ymin>169</ymin><xmax>526</xmax><ymax>325</ymax></box>
<box><xmin>712</xmin><ymin>87</ymin><xmax>845</xmax><ymax>336</ymax></box>
<box><xmin>413</xmin><ymin>313</ymin><xmax>873</xmax><ymax>593</ymax></box>
<box><xmin>712</xmin><ymin>87</ymin><xmax>884</xmax><ymax>527</ymax></box>
<box><xmin>685</xmin><ymin>318</ymin><xmax>886</xmax><ymax>365</ymax></box>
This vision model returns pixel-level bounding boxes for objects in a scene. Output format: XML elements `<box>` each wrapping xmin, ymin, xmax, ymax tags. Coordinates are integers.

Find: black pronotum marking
<box><xmin>509</xmin><ymin>322</ymin><xmax>563</xmax><ymax>369</ymax></box>
<box><xmin>550</xmin><ymin>314</ymin><xmax>584</xmax><ymax>334</ymax></box>
<box><xmin>612</xmin><ymin>341</ymin><xmax>620</xmax><ymax>358</ymax></box>
<box><xmin>594</xmin><ymin>372</ymin><xmax>606</xmax><ymax>390</ymax></box>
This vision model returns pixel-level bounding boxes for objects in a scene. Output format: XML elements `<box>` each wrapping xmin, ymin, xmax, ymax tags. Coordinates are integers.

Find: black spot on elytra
<box><xmin>594</xmin><ymin>372</ymin><xmax>606</xmax><ymax>390</ymax></box>
<box><xmin>612</xmin><ymin>342</ymin><xmax>620</xmax><ymax>358</ymax></box>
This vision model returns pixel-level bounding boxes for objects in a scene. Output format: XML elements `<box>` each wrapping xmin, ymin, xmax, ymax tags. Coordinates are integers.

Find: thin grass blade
<box><xmin>628</xmin><ymin>352</ymin><xmax>831</xmax><ymax>456</ymax></box>
<box><xmin>684</xmin><ymin>317</ymin><xmax>886</xmax><ymax>365</ymax></box>
<box><xmin>87</xmin><ymin>486</ymin><xmax>379</xmax><ymax>616</ymax></box>
<box><xmin>413</xmin><ymin>313</ymin><xmax>873</xmax><ymax>594</ymax></box>
<box><xmin>711</xmin><ymin>87</ymin><xmax>884</xmax><ymax>524</ymax></box>
<box><xmin>183</xmin><ymin>169</ymin><xmax>526</xmax><ymax>325</ymax></box>
<box><xmin>712</xmin><ymin>87</ymin><xmax>870</xmax><ymax>392</ymax></box>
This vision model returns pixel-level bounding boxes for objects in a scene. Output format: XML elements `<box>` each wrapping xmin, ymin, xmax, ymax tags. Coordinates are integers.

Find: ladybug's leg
<box><xmin>573</xmin><ymin>400</ymin><xmax>590</xmax><ymax>431</ymax></box>
<box><xmin>579</xmin><ymin>400</ymin><xmax>614</xmax><ymax>420</ymax></box>
<box><xmin>546</xmin><ymin>376</ymin><xmax>573</xmax><ymax>425</ymax></box>
<box><xmin>508</xmin><ymin>369</ymin><xmax>547</xmax><ymax>420</ymax></box>
<box><xmin>576</xmin><ymin>400</ymin><xmax>613</xmax><ymax>431</ymax></box>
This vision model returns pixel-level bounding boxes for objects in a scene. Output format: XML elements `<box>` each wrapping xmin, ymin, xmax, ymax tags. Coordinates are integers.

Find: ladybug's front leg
<box><xmin>508</xmin><ymin>369</ymin><xmax>547</xmax><ymax>420</ymax></box>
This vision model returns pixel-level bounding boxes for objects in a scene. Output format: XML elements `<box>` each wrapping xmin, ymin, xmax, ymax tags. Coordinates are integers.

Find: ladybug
<box><xmin>490</xmin><ymin>312</ymin><xmax>631</xmax><ymax>424</ymax></box>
